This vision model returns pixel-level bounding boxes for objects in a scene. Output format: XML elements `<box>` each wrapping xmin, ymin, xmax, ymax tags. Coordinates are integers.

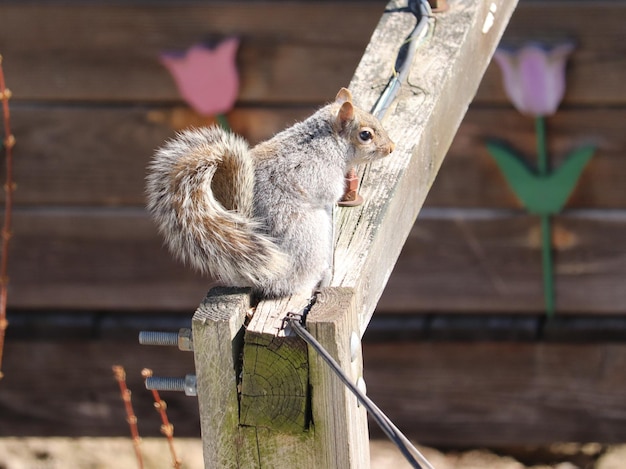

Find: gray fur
<box><xmin>146</xmin><ymin>89</ymin><xmax>394</xmax><ymax>298</ymax></box>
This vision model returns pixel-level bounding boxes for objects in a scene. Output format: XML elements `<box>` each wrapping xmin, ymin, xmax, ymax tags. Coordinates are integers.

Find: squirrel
<box><xmin>146</xmin><ymin>88</ymin><xmax>395</xmax><ymax>298</ymax></box>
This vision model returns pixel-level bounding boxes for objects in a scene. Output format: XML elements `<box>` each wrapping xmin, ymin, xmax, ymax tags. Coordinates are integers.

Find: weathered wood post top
<box><xmin>192</xmin><ymin>1</ymin><xmax>518</xmax><ymax>467</ymax></box>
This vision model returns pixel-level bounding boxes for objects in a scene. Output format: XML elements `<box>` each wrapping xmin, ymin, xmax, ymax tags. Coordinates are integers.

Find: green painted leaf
<box><xmin>486</xmin><ymin>141</ymin><xmax>545</xmax><ymax>213</ymax></box>
<box><xmin>486</xmin><ymin>142</ymin><xmax>595</xmax><ymax>215</ymax></box>
<box><xmin>546</xmin><ymin>145</ymin><xmax>595</xmax><ymax>213</ymax></box>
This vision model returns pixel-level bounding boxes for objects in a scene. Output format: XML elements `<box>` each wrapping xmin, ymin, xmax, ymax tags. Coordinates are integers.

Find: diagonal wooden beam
<box><xmin>193</xmin><ymin>1</ymin><xmax>518</xmax><ymax>467</ymax></box>
<box><xmin>333</xmin><ymin>0</ymin><xmax>519</xmax><ymax>333</ymax></box>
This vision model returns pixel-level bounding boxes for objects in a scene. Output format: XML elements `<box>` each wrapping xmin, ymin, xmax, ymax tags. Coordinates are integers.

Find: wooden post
<box><xmin>191</xmin><ymin>287</ymin><xmax>249</xmax><ymax>468</ymax></box>
<box><xmin>306</xmin><ymin>288</ymin><xmax>369</xmax><ymax>468</ymax></box>
<box><xmin>192</xmin><ymin>0</ymin><xmax>518</xmax><ymax>467</ymax></box>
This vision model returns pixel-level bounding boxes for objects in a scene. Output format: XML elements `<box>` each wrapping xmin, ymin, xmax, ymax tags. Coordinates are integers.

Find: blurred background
<box><xmin>0</xmin><ymin>0</ymin><xmax>625</xmax><ymax>464</ymax></box>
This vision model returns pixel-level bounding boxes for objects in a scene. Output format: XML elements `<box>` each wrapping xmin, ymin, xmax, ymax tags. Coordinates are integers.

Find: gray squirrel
<box><xmin>146</xmin><ymin>88</ymin><xmax>395</xmax><ymax>298</ymax></box>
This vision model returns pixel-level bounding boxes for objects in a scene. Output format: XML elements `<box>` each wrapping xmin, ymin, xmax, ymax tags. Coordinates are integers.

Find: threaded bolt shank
<box><xmin>139</xmin><ymin>331</ymin><xmax>178</xmax><ymax>347</ymax></box>
<box><xmin>145</xmin><ymin>374</ymin><xmax>197</xmax><ymax>397</ymax></box>
<box><xmin>138</xmin><ymin>328</ymin><xmax>193</xmax><ymax>351</ymax></box>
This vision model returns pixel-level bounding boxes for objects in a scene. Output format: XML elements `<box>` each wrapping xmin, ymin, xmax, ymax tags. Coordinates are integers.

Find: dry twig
<box><xmin>0</xmin><ymin>54</ymin><xmax>15</xmax><ymax>380</ymax></box>
<box><xmin>113</xmin><ymin>365</ymin><xmax>144</xmax><ymax>469</ymax></box>
<box><xmin>142</xmin><ymin>368</ymin><xmax>182</xmax><ymax>469</ymax></box>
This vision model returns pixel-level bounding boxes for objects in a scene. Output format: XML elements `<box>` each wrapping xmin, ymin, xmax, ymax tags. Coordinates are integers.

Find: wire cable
<box><xmin>287</xmin><ymin>313</ymin><xmax>435</xmax><ymax>469</ymax></box>
<box><xmin>371</xmin><ymin>0</ymin><xmax>434</xmax><ymax>119</ymax></box>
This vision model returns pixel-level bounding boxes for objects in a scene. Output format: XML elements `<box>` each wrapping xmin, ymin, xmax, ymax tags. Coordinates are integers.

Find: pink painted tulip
<box><xmin>160</xmin><ymin>38</ymin><xmax>239</xmax><ymax>116</ymax></box>
<box><xmin>493</xmin><ymin>42</ymin><xmax>574</xmax><ymax>117</ymax></box>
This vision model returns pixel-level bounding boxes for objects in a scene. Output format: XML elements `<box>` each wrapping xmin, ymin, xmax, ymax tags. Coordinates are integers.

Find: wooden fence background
<box><xmin>1</xmin><ymin>0</ymin><xmax>625</xmax><ymax>447</ymax></box>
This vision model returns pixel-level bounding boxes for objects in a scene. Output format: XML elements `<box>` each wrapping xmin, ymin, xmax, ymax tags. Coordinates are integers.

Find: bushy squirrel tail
<box><xmin>146</xmin><ymin>126</ymin><xmax>288</xmax><ymax>289</ymax></box>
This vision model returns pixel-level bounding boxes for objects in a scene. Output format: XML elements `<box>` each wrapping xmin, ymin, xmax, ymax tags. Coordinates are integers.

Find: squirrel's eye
<box><xmin>358</xmin><ymin>129</ymin><xmax>373</xmax><ymax>143</ymax></box>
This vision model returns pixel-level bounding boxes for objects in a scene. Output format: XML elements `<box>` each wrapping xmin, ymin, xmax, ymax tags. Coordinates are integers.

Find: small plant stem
<box><xmin>142</xmin><ymin>368</ymin><xmax>182</xmax><ymax>469</ymax></box>
<box><xmin>112</xmin><ymin>366</ymin><xmax>144</xmax><ymax>469</ymax></box>
<box><xmin>0</xmin><ymin>54</ymin><xmax>15</xmax><ymax>379</ymax></box>
<box><xmin>216</xmin><ymin>113</ymin><xmax>230</xmax><ymax>131</ymax></box>
<box><xmin>535</xmin><ymin>116</ymin><xmax>555</xmax><ymax>317</ymax></box>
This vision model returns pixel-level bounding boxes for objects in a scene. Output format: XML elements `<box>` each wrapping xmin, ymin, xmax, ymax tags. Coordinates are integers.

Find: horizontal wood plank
<box><xmin>0</xmin><ymin>339</ymin><xmax>200</xmax><ymax>437</ymax></box>
<box><xmin>3</xmin><ymin>105</ymin><xmax>623</xmax><ymax>207</ymax></box>
<box><xmin>0</xmin><ymin>2</ymin><xmax>623</xmax><ymax>105</ymax></box>
<box><xmin>425</xmin><ymin>107</ymin><xmax>626</xmax><ymax>209</ymax></box>
<box><xmin>7</xmin><ymin>208</ymin><xmax>210</xmax><ymax>311</ymax></box>
<box><xmin>0</xmin><ymin>3</ymin><xmax>381</xmax><ymax>104</ymax></box>
<box><xmin>475</xmin><ymin>1</ymin><xmax>626</xmax><ymax>106</ymax></box>
<box><xmin>3</xmin><ymin>337</ymin><xmax>626</xmax><ymax>446</ymax></box>
<box><xmin>363</xmin><ymin>341</ymin><xmax>626</xmax><ymax>445</ymax></box>
<box><xmin>378</xmin><ymin>213</ymin><xmax>626</xmax><ymax>314</ymax></box>
<box><xmin>6</xmin><ymin>208</ymin><xmax>625</xmax><ymax>314</ymax></box>
<box><xmin>1</xmin><ymin>105</ymin><xmax>314</xmax><ymax>206</ymax></box>
<box><xmin>1</xmin><ymin>1</ymin><xmax>623</xmax><ymax>316</ymax></box>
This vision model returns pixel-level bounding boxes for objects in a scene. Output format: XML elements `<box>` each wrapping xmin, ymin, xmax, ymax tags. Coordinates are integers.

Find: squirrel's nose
<box><xmin>388</xmin><ymin>142</ymin><xmax>395</xmax><ymax>154</ymax></box>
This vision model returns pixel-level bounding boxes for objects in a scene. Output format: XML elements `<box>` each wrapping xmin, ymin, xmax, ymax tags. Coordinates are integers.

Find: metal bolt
<box><xmin>145</xmin><ymin>374</ymin><xmax>197</xmax><ymax>397</ymax></box>
<box><xmin>138</xmin><ymin>328</ymin><xmax>193</xmax><ymax>351</ymax></box>
<box><xmin>338</xmin><ymin>168</ymin><xmax>364</xmax><ymax>207</ymax></box>
<box><xmin>139</xmin><ymin>330</ymin><xmax>177</xmax><ymax>346</ymax></box>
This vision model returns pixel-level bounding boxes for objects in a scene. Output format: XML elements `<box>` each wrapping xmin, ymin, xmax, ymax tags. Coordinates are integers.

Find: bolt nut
<box><xmin>339</xmin><ymin>168</ymin><xmax>364</xmax><ymax>207</ymax></box>
<box><xmin>177</xmin><ymin>328</ymin><xmax>193</xmax><ymax>351</ymax></box>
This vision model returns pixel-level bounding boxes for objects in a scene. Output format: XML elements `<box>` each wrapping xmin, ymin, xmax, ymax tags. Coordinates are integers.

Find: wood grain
<box><xmin>1</xmin><ymin>105</ymin><xmax>624</xmax><ymax>207</ymax></box>
<box><xmin>426</xmin><ymin>108</ymin><xmax>626</xmax><ymax>209</ymax></box>
<box><xmin>191</xmin><ymin>2</ymin><xmax>519</xmax><ymax>465</ymax></box>
<box><xmin>0</xmin><ymin>339</ymin><xmax>200</xmax><ymax>437</ymax></box>
<box><xmin>475</xmin><ymin>1</ymin><xmax>626</xmax><ymax>106</ymax></box>
<box><xmin>307</xmin><ymin>288</ymin><xmax>370</xmax><ymax>468</ymax></box>
<box><xmin>0</xmin><ymin>3</ymin><xmax>381</xmax><ymax>104</ymax></box>
<box><xmin>1</xmin><ymin>105</ymin><xmax>623</xmax><ymax>207</ymax></box>
<box><xmin>363</xmin><ymin>341</ymin><xmax>626</xmax><ymax>445</ymax></box>
<box><xmin>240</xmin><ymin>294</ymin><xmax>311</xmax><ymax>434</ymax></box>
<box><xmin>0</xmin><ymin>2</ymin><xmax>623</xmax><ymax>105</ymax></box>
<box><xmin>3</xmin><ymin>338</ymin><xmax>626</xmax><ymax>446</ymax></box>
<box><xmin>333</xmin><ymin>0</ymin><xmax>519</xmax><ymax>332</ymax></box>
<box><xmin>5</xmin><ymin>208</ymin><xmax>625</xmax><ymax>314</ymax></box>
<box><xmin>1</xmin><ymin>104</ymin><xmax>315</xmax><ymax>206</ymax></box>
<box><xmin>7</xmin><ymin>208</ymin><xmax>210</xmax><ymax>311</ymax></box>
<box><xmin>378</xmin><ymin>213</ymin><xmax>626</xmax><ymax>314</ymax></box>
<box><xmin>192</xmin><ymin>288</ymin><xmax>249</xmax><ymax>469</ymax></box>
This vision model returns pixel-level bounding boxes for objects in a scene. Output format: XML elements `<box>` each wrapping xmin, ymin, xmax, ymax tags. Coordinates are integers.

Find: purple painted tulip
<box><xmin>493</xmin><ymin>42</ymin><xmax>574</xmax><ymax>116</ymax></box>
<box><xmin>160</xmin><ymin>38</ymin><xmax>239</xmax><ymax>116</ymax></box>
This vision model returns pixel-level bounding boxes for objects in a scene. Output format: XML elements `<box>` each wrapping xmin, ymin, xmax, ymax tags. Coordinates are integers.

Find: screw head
<box><xmin>356</xmin><ymin>376</ymin><xmax>367</xmax><ymax>396</ymax></box>
<box><xmin>350</xmin><ymin>332</ymin><xmax>361</xmax><ymax>362</ymax></box>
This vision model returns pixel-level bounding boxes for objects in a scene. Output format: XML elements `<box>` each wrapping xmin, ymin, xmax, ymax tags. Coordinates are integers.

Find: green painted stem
<box><xmin>541</xmin><ymin>214</ymin><xmax>555</xmax><ymax>317</ymax></box>
<box><xmin>536</xmin><ymin>116</ymin><xmax>555</xmax><ymax>317</ymax></box>
<box><xmin>536</xmin><ymin>116</ymin><xmax>548</xmax><ymax>176</ymax></box>
<box><xmin>216</xmin><ymin>114</ymin><xmax>230</xmax><ymax>131</ymax></box>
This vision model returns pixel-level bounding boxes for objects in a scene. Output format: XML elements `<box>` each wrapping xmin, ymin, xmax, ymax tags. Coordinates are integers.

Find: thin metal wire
<box><xmin>287</xmin><ymin>313</ymin><xmax>435</xmax><ymax>469</ymax></box>
<box><xmin>371</xmin><ymin>0</ymin><xmax>434</xmax><ymax>119</ymax></box>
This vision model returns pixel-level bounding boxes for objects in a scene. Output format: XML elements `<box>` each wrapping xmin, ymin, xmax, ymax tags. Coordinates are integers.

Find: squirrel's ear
<box><xmin>335</xmin><ymin>88</ymin><xmax>353</xmax><ymax>105</ymax></box>
<box><xmin>337</xmin><ymin>101</ymin><xmax>355</xmax><ymax>128</ymax></box>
